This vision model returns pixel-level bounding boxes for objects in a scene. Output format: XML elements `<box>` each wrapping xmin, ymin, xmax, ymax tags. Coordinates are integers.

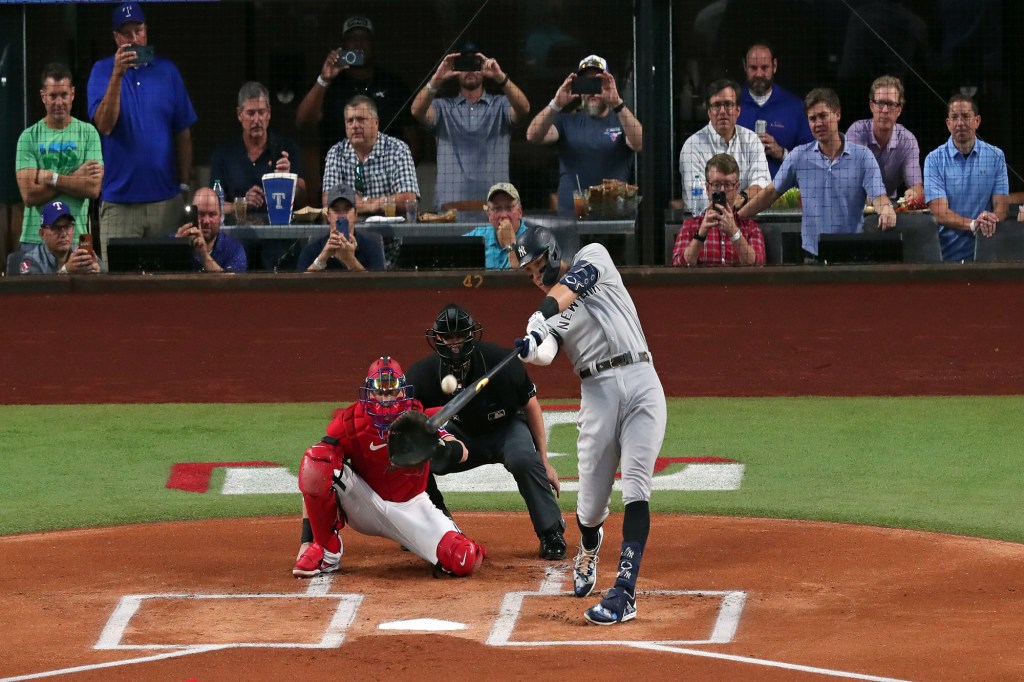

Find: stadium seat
<box><xmin>975</xmin><ymin>222</ymin><xmax>1024</xmax><ymax>262</ymax></box>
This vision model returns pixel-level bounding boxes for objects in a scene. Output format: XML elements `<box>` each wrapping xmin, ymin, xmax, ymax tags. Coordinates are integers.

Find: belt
<box><xmin>579</xmin><ymin>351</ymin><xmax>651</xmax><ymax>379</ymax></box>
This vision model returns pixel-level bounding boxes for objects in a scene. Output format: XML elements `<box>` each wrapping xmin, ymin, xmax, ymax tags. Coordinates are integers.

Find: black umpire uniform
<box><xmin>406</xmin><ymin>340</ymin><xmax>566</xmax><ymax>556</ymax></box>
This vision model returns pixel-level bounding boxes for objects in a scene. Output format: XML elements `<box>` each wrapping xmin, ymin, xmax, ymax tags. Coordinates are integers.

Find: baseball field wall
<box><xmin>2</xmin><ymin>268</ymin><xmax>1022</xmax><ymax>404</ymax></box>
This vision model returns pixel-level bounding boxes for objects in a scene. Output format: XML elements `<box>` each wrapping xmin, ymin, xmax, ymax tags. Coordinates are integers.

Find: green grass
<box><xmin>2</xmin><ymin>398</ymin><xmax>1023</xmax><ymax>542</ymax></box>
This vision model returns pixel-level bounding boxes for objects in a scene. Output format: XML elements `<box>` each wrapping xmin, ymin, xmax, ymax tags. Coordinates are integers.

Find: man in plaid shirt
<box><xmin>672</xmin><ymin>153</ymin><xmax>765</xmax><ymax>267</ymax></box>
<box><xmin>322</xmin><ymin>95</ymin><xmax>419</xmax><ymax>215</ymax></box>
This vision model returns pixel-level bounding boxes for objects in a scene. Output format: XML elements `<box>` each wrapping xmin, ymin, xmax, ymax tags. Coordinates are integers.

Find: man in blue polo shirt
<box><xmin>736</xmin><ymin>43</ymin><xmax>813</xmax><ymax>179</ymax></box>
<box><xmin>739</xmin><ymin>88</ymin><xmax>896</xmax><ymax>258</ymax></box>
<box><xmin>88</xmin><ymin>2</ymin><xmax>197</xmax><ymax>257</ymax></box>
<box><xmin>173</xmin><ymin>188</ymin><xmax>246</xmax><ymax>273</ymax></box>
<box><xmin>463</xmin><ymin>183</ymin><xmax>528</xmax><ymax>269</ymax></box>
<box><xmin>924</xmin><ymin>95</ymin><xmax>1009</xmax><ymax>262</ymax></box>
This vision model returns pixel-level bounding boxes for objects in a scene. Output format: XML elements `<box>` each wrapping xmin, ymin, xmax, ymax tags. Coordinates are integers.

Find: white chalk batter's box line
<box><xmin>487</xmin><ymin>589</ymin><xmax>747</xmax><ymax>647</ymax></box>
<box><xmin>95</xmin><ymin>593</ymin><xmax>363</xmax><ymax>650</ymax></box>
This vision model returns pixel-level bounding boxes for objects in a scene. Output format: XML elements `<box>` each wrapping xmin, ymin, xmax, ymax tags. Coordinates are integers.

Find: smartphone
<box><xmin>335</xmin><ymin>217</ymin><xmax>350</xmax><ymax>239</ymax></box>
<box><xmin>571</xmin><ymin>76</ymin><xmax>602</xmax><ymax>95</ymax></box>
<box><xmin>453</xmin><ymin>53</ymin><xmax>482</xmax><ymax>72</ymax></box>
<box><xmin>337</xmin><ymin>49</ymin><xmax>365</xmax><ymax>67</ymax></box>
<box><xmin>711</xmin><ymin>191</ymin><xmax>727</xmax><ymax>207</ymax></box>
<box><xmin>183</xmin><ymin>204</ymin><xmax>198</xmax><ymax>227</ymax></box>
<box><xmin>78</xmin><ymin>233</ymin><xmax>93</xmax><ymax>255</ymax></box>
<box><xmin>125</xmin><ymin>44</ymin><xmax>155</xmax><ymax>65</ymax></box>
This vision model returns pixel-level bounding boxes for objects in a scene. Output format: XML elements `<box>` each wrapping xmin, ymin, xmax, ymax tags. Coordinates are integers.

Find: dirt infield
<box><xmin>2</xmin><ymin>514</ymin><xmax>1022</xmax><ymax>682</ymax></box>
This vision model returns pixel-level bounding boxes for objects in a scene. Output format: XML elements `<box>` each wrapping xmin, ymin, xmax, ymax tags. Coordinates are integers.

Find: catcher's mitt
<box><xmin>387</xmin><ymin>410</ymin><xmax>444</xmax><ymax>468</ymax></box>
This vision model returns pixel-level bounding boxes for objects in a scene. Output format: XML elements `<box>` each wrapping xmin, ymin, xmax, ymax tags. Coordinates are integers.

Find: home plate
<box><xmin>378</xmin><ymin>618</ymin><xmax>467</xmax><ymax>632</ymax></box>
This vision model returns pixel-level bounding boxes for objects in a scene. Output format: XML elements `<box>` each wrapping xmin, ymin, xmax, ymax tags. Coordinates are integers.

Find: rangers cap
<box><xmin>577</xmin><ymin>54</ymin><xmax>608</xmax><ymax>74</ymax></box>
<box><xmin>41</xmin><ymin>200</ymin><xmax>74</xmax><ymax>227</ymax></box>
<box><xmin>342</xmin><ymin>16</ymin><xmax>373</xmax><ymax>36</ymax></box>
<box><xmin>486</xmin><ymin>182</ymin><xmax>520</xmax><ymax>204</ymax></box>
<box><xmin>326</xmin><ymin>183</ymin><xmax>357</xmax><ymax>210</ymax></box>
<box><xmin>113</xmin><ymin>2</ymin><xmax>145</xmax><ymax>31</ymax></box>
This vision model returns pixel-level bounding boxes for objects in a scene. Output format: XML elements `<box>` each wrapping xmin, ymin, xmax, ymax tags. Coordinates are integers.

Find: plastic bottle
<box><xmin>690</xmin><ymin>174</ymin><xmax>706</xmax><ymax>215</ymax></box>
<box><xmin>212</xmin><ymin>179</ymin><xmax>225</xmax><ymax>225</ymax></box>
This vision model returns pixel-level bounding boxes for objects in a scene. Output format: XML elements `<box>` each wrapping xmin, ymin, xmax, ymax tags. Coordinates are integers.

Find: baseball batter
<box><xmin>513</xmin><ymin>226</ymin><xmax>667</xmax><ymax>625</ymax></box>
<box><xmin>293</xmin><ymin>356</ymin><xmax>486</xmax><ymax>578</ymax></box>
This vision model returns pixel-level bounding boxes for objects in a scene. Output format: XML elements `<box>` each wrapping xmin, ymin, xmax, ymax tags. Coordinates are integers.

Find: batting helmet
<box><xmin>514</xmin><ymin>225</ymin><xmax>562</xmax><ymax>287</ymax></box>
<box><xmin>425</xmin><ymin>304</ymin><xmax>482</xmax><ymax>380</ymax></box>
<box><xmin>358</xmin><ymin>356</ymin><xmax>415</xmax><ymax>438</ymax></box>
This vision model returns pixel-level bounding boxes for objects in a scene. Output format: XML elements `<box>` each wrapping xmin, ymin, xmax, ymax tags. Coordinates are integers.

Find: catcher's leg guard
<box><xmin>435</xmin><ymin>530</ymin><xmax>486</xmax><ymax>577</ymax></box>
<box><xmin>299</xmin><ymin>444</ymin><xmax>343</xmax><ymax>550</ymax></box>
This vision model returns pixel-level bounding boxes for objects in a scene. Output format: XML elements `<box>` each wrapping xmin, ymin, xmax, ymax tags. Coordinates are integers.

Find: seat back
<box><xmin>975</xmin><ymin>222</ymin><xmax>1024</xmax><ymax>262</ymax></box>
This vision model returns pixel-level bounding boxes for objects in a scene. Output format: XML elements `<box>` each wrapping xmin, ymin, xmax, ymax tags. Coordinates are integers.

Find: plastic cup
<box><xmin>261</xmin><ymin>172</ymin><xmax>297</xmax><ymax>225</ymax></box>
<box><xmin>233</xmin><ymin>198</ymin><xmax>247</xmax><ymax>224</ymax></box>
<box><xmin>383</xmin><ymin>197</ymin><xmax>397</xmax><ymax>218</ymax></box>
<box><xmin>405</xmin><ymin>198</ymin><xmax>418</xmax><ymax>223</ymax></box>
<box><xmin>573</xmin><ymin>191</ymin><xmax>589</xmax><ymax>220</ymax></box>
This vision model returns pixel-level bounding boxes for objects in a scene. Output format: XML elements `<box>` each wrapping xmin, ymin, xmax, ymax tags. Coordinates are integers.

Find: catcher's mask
<box><xmin>425</xmin><ymin>304</ymin><xmax>482</xmax><ymax>381</ymax></box>
<box><xmin>358</xmin><ymin>356</ymin><xmax>414</xmax><ymax>438</ymax></box>
<box><xmin>514</xmin><ymin>225</ymin><xmax>562</xmax><ymax>287</ymax></box>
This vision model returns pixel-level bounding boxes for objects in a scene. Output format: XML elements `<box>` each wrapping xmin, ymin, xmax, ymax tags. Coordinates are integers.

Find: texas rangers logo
<box><xmin>604</xmin><ymin>126</ymin><xmax>623</xmax><ymax>142</ymax></box>
<box><xmin>52</xmin><ymin>201</ymin><xmax>65</xmax><ymax>211</ymax></box>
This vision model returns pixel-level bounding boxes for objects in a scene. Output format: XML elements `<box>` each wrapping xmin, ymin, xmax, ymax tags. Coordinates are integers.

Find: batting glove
<box><xmin>515</xmin><ymin>334</ymin><xmax>541</xmax><ymax>362</ymax></box>
<box><xmin>526</xmin><ymin>311</ymin><xmax>550</xmax><ymax>342</ymax></box>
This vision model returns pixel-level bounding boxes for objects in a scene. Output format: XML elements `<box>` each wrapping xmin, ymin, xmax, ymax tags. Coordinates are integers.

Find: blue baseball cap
<box><xmin>41</xmin><ymin>200</ymin><xmax>74</xmax><ymax>227</ymax></box>
<box><xmin>113</xmin><ymin>2</ymin><xmax>146</xmax><ymax>31</ymax></box>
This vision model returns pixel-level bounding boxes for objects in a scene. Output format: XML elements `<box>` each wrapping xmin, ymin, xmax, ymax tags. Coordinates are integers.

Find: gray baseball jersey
<box><xmin>543</xmin><ymin>243</ymin><xmax>667</xmax><ymax>527</ymax></box>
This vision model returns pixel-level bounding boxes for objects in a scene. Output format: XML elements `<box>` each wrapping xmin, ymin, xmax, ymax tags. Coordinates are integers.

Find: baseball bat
<box><xmin>426</xmin><ymin>348</ymin><xmax>522</xmax><ymax>430</ymax></box>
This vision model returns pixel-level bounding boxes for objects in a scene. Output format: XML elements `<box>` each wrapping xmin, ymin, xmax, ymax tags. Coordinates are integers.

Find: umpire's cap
<box><xmin>514</xmin><ymin>225</ymin><xmax>562</xmax><ymax>286</ymax></box>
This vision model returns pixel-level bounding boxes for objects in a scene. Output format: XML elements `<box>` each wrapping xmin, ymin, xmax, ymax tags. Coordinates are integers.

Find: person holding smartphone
<box><xmin>672</xmin><ymin>153</ymin><xmax>765</xmax><ymax>267</ymax></box>
<box><xmin>526</xmin><ymin>54</ymin><xmax>642</xmax><ymax>218</ymax></box>
<box><xmin>297</xmin><ymin>184</ymin><xmax>385</xmax><ymax>272</ymax></box>
<box><xmin>14</xmin><ymin>201</ymin><xmax>103</xmax><ymax>275</ymax></box>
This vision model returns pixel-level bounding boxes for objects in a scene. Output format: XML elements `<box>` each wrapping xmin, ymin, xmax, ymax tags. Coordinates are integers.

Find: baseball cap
<box><xmin>41</xmin><ymin>200</ymin><xmax>74</xmax><ymax>227</ymax></box>
<box><xmin>326</xmin><ymin>183</ymin><xmax>357</xmax><ymax>209</ymax></box>
<box><xmin>486</xmin><ymin>182</ymin><xmax>520</xmax><ymax>204</ymax></box>
<box><xmin>577</xmin><ymin>54</ymin><xmax>608</xmax><ymax>74</ymax></box>
<box><xmin>113</xmin><ymin>2</ymin><xmax>145</xmax><ymax>31</ymax></box>
<box><xmin>342</xmin><ymin>16</ymin><xmax>373</xmax><ymax>36</ymax></box>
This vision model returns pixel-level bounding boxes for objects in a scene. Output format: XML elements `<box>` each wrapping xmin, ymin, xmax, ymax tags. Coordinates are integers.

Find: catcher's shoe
<box><xmin>572</xmin><ymin>527</ymin><xmax>603</xmax><ymax>597</ymax></box>
<box><xmin>539</xmin><ymin>529</ymin><xmax>567</xmax><ymax>560</ymax></box>
<box><xmin>292</xmin><ymin>537</ymin><xmax>342</xmax><ymax>578</ymax></box>
<box><xmin>584</xmin><ymin>586</ymin><xmax>636</xmax><ymax>625</ymax></box>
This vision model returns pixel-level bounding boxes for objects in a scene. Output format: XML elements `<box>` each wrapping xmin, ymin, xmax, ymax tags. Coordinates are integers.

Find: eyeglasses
<box><xmin>354</xmin><ymin>162</ymin><xmax>366</xmax><ymax>194</ymax></box>
<box><xmin>871</xmin><ymin>99</ymin><xmax>901</xmax><ymax>110</ymax></box>
<box><xmin>947</xmin><ymin>113</ymin><xmax>976</xmax><ymax>122</ymax></box>
<box><xmin>45</xmin><ymin>223</ymin><xmax>75</xmax><ymax>233</ymax></box>
<box><xmin>706</xmin><ymin>180</ymin><xmax>739</xmax><ymax>191</ymax></box>
<box><xmin>486</xmin><ymin>203</ymin><xmax>519</xmax><ymax>214</ymax></box>
<box><xmin>708</xmin><ymin>101</ymin><xmax>737</xmax><ymax>112</ymax></box>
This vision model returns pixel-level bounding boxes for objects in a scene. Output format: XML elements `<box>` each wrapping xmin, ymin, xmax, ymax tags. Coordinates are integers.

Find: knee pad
<box><xmin>299</xmin><ymin>444</ymin><xmax>338</xmax><ymax>499</ymax></box>
<box><xmin>436</xmin><ymin>531</ymin><xmax>486</xmax><ymax>577</ymax></box>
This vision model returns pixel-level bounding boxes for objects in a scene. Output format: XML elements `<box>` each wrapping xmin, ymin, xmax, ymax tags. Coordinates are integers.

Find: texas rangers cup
<box><xmin>262</xmin><ymin>172</ymin><xmax>297</xmax><ymax>225</ymax></box>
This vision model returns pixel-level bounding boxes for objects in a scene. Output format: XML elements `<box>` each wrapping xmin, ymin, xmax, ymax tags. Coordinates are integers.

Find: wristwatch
<box><xmin>693</xmin><ymin>232</ymin><xmax>707</xmax><ymax>243</ymax></box>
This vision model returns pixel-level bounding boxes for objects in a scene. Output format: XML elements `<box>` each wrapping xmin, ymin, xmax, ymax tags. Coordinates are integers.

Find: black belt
<box><xmin>579</xmin><ymin>351</ymin><xmax>651</xmax><ymax>379</ymax></box>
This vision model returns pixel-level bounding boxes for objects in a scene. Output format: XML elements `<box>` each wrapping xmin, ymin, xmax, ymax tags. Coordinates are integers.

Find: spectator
<box><xmin>14</xmin><ymin>200</ymin><xmax>102</xmax><ymax>275</ymax></box>
<box><xmin>322</xmin><ymin>95</ymin><xmax>418</xmax><ymax>215</ymax></box>
<box><xmin>845</xmin><ymin>75</ymin><xmax>924</xmax><ymax>203</ymax></box>
<box><xmin>411</xmin><ymin>43</ymin><xmax>529</xmax><ymax>210</ymax></box>
<box><xmin>88</xmin><ymin>1</ymin><xmax>197</xmax><ymax>257</ymax></box>
<box><xmin>15</xmin><ymin>63</ymin><xmax>103</xmax><ymax>250</ymax></box>
<box><xmin>406</xmin><ymin>304</ymin><xmax>566</xmax><ymax>560</ymax></box>
<box><xmin>295</xmin><ymin>16</ymin><xmax>418</xmax><ymax>170</ymax></box>
<box><xmin>679</xmin><ymin>79</ymin><xmax>769</xmax><ymax>211</ymax></box>
<box><xmin>924</xmin><ymin>95</ymin><xmax>1009</xmax><ymax>262</ymax></box>
<box><xmin>296</xmin><ymin>183</ymin><xmax>385</xmax><ymax>272</ymax></box>
<box><xmin>739</xmin><ymin>88</ymin><xmax>895</xmax><ymax>259</ymax></box>
<box><xmin>672</xmin><ymin>153</ymin><xmax>765</xmax><ymax>267</ymax></box>
<box><xmin>736</xmin><ymin>43</ymin><xmax>813</xmax><ymax>179</ymax></box>
<box><xmin>462</xmin><ymin>183</ymin><xmax>528</xmax><ymax>270</ymax></box>
<box><xmin>210</xmin><ymin>82</ymin><xmax>306</xmax><ymax>220</ymax></box>
<box><xmin>526</xmin><ymin>55</ymin><xmax>641</xmax><ymax>218</ymax></box>
<box><xmin>173</xmin><ymin>188</ymin><xmax>247</xmax><ymax>273</ymax></box>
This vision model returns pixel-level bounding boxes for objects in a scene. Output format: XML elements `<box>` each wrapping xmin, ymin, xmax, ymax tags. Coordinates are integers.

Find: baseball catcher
<box><xmin>293</xmin><ymin>356</ymin><xmax>486</xmax><ymax>578</ymax></box>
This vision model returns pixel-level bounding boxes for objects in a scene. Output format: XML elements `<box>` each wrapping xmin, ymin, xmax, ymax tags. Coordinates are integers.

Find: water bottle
<box><xmin>690</xmin><ymin>174</ymin><xmax>706</xmax><ymax>215</ymax></box>
<box><xmin>212</xmin><ymin>179</ymin><xmax>225</xmax><ymax>225</ymax></box>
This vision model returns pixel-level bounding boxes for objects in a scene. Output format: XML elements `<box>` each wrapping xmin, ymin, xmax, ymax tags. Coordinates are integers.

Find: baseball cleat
<box><xmin>292</xmin><ymin>540</ymin><xmax>342</xmax><ymax>578</ymax></box>
<box><xmin>572</xmin><ymin>527</ymin><xmax>603</xmax><ymax>597</ymax></box>
<box><xmin>539</xmin><ymin>529</ymin><xmax>567</xmax><ymax>560</ymax></box>
<box><xmin>584</xmin><ymin>587</ymin><xmax>636</xmax><ymax>625</ymax></box>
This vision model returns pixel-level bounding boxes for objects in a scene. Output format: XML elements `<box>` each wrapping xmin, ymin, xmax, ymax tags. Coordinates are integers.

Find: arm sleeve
<box><xmin>923</xmin><ymin>151</ymin><xmax>946</xmax><ymax>202</ymax></box>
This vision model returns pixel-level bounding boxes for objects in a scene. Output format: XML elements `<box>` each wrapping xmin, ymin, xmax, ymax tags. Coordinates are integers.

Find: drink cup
<box><xmin>573</xmin><ymin>191</ymin><xmax>589</xmax><ymax>220</ymax></box>
<box><xmin>755</xmin><ymin>119</ymin><xmax>767</xmax><ymax>135</ymax></box>
<box><xmin>405</xmin><ymin>198</ymin><xmax>418</xmax><ymax>223</ymax></box>
<box><xmin>383</xmin><ymin>197</ymin><xmax>397</xmax><ymax>217</ymax></box>
<box><xmin>233</xmin><ymin>198</ymin><xmax>247</xmax><ymax>224</ymax></box>
<box><xmin>261</xmin><ymin>172</ymin><xmax>297</xmax><ymax>225</ymax></box>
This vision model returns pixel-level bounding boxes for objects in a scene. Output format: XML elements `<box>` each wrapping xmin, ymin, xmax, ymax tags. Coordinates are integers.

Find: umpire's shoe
<box><xmin>584</xmin><ymin>586</ymin><xmax>636</xmax><ymax>625</ymax></box>
<box><xmin>539</xmin><ymin>528</ymin><xmax>567</xmax><ymax>560</ymax></box>
<box><xmin>292</xmin><ymin>536</ymin><xmax>342</xmax><ymax>578</ymax></box>
<box><xmin>572</xmin><ymin>527</ymin><xmax>603</xmax><ymax>597</ymax></box>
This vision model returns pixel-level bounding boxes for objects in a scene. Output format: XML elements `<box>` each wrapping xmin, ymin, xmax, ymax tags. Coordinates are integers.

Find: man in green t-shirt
<box><xmin>15</xmin><ymin>63</ymin><xmax>103</xmax><ymax>247</ymax></box>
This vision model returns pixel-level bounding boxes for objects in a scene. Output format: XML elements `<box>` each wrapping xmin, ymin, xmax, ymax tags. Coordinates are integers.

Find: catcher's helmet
<box><xmin>358</xmin><ymin>356</ymin><xmax>414</xmax><ymax>438</ymax></box>
<box><xmin>426</xmin><ymin>304</ymin><xmax>482</xmax><ymax>380</ymax></box>
<box><xmin>514</xmin><ymin>225</ymin><xmax>562</xmax><ymax>286</ymax></box>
